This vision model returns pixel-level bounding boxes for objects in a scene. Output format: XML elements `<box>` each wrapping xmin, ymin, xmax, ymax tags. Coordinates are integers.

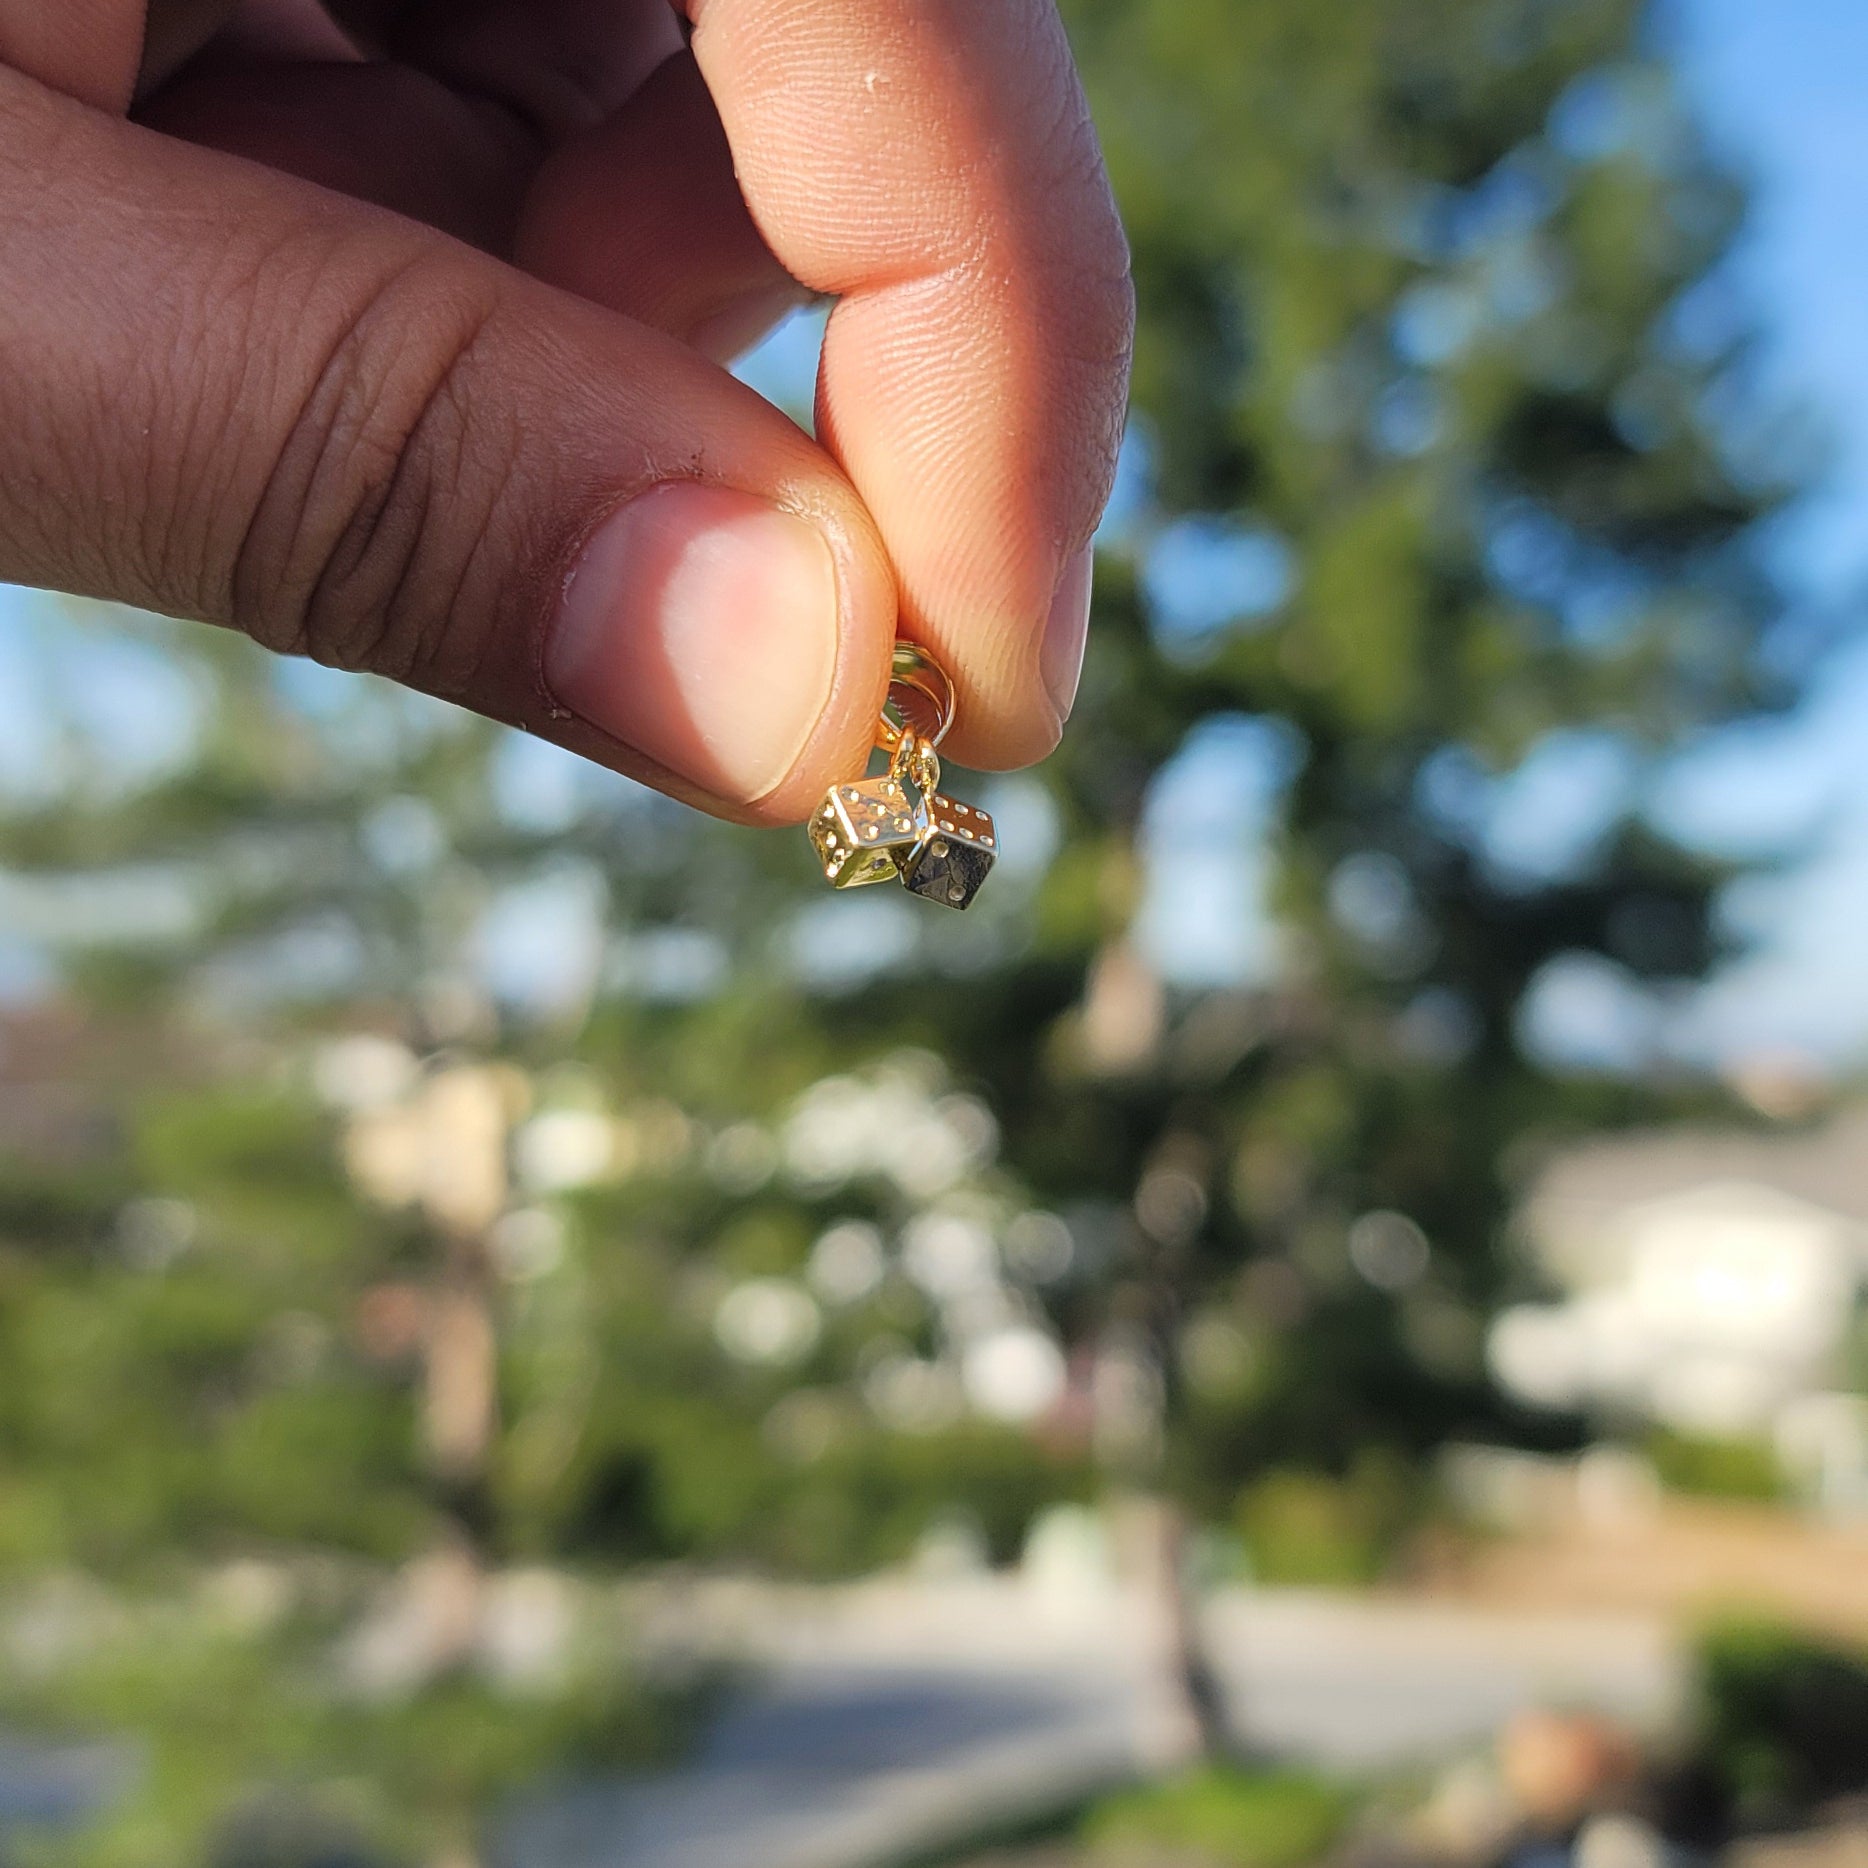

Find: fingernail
<box><xmin>546</xmin><ymin>482</ymin><xmax>839</xmax><ymax>804</ymax></box>
<box><xmin>1040</xmin><ymin>545</ymin><xmax>1095</xmax><ymax>723</ymax></box>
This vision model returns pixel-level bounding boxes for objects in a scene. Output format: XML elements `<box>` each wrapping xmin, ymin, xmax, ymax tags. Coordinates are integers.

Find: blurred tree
<box><xmin>0</xmin><ymin>622</ymin><xmax>1090</xmax><ymax>1858</ymax></box>
<box><xmin>877</xmin><ymin>0</ymin><xmax>1794</xmax><ymax>1754</ymax></box>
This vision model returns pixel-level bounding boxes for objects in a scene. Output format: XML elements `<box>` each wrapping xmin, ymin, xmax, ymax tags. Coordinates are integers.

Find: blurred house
<box><xmin>1488</xmin><ymin>1109</ymin><xmax>1868</xmax><ymax>1517</ymax></box>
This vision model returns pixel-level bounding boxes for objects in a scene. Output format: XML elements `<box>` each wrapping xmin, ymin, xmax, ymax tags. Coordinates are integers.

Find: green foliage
<box><xmin>1688</xmin><ymin>1620</ymin><xmax>1868</xmax><ymax>1827</ymax></box>
<box><xmin>1647</xmin><ymin>1430</ymin><xmax>1785</xmax><ymax>1504</ymax></box>
<box><xmin>1078</xmin><ymin>1768</ymin><xmax>1352</xmax><ymax>1868</ymax></box>
<box><xmin>0</xmin><ymin>1601</ymin><xmax>686</xmax><ymax>1868</ymax></box>
<box><xmin>1237</xmin><ymin>1458</ymin><xmax>1419</xmax><ymax>1587</ymax></box>
<box><xmin>0</xmin><ymin>1079</ymin><xmax>427</xmax><ymax>1580</ymax></box>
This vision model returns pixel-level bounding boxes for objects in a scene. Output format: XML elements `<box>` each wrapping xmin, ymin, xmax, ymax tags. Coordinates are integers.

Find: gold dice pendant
<box><xmin>898</xmin><ymin>788</ymin><xmax>997</xmax><ymax>909</ymax></box>
<box><xmin>808</xmin><ymin>642</ymin><xmax>996</xmax><ymax>911</ymax></box>
<box><xmin>809</xmin><ymin>775</ymin><xmax>919</xmax><ymax>887</ymax></box>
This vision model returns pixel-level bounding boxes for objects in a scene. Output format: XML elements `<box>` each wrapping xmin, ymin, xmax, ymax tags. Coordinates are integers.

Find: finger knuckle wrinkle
<box><xmin>233</xmin><ymin>255</ymin><xmax>505</xmax><ymax>694</ymax></box>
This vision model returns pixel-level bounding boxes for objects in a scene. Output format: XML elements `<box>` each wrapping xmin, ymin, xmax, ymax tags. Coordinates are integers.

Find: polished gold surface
<box><xmin>808</xmin><ymin>642</ymin><xmax>995</xmax><ymax>909</ymax></box>
<box><xmin>809</xmin><ymin>774</ymin><xmax>919</xmax><ymax>889</ymax></box>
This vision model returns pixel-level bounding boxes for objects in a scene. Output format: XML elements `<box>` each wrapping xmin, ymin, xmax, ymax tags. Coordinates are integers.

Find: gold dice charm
<box><xmin>899</xmin><ymin>790</ymin><xmax>997</xmax><ymax>910</ymax></box>
<box><xmin>808</xmin><ymin>641</ymin><xmax>998</xmax><ymax>911</ymax></box>
<box><xmin>809</xmin><ymin>775</ymin><xmax>919</xmax><ymax>888</ymax></box>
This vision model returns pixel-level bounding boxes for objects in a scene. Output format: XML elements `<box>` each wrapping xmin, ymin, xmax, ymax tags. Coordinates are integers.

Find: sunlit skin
<box><xmin>0</xmin><ymin>0</ymin><xmax>1133</xmax><ymax>823</ymax></box>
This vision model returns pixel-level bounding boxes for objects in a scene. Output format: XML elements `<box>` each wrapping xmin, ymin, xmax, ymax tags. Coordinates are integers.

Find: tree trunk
<box><xmin>424</xmin><ymin>1232</ymin><xmax>499</xmax><ymax>1502</ymax></box>
<box><xmin>1134</xmin><ymin>1493</ymin><xmax>1232</xmax><ymax>1767</ymax></box>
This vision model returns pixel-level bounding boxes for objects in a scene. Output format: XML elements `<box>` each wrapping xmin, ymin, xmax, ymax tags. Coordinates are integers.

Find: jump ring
<box><xmin>877</xmin><ymin>641</ymin><xmax>955</xmax><ymax>754</ymax></box>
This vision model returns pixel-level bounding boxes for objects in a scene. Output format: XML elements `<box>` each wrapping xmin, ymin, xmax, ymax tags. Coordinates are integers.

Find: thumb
<box><xmin>0</xmin><ymin>67</ymin><xmax>895</xmax><ymax>823</ymax></box>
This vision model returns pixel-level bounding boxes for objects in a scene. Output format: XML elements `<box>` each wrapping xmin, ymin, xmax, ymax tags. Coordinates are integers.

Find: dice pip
<box><xmin>809</xmin><ymin>777</ymin><xmax>921</xmax><ymax>888</ymax></box>
<box><xmin>897</xmin><ymin>791</ymin><xmax>997</xmax><ymax>910</ymax></box>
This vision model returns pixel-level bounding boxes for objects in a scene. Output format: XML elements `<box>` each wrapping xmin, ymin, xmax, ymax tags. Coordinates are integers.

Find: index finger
<box><xmin>686</xmin><ymin>0</ymin><xmax>1133</xmax><ymax>769</ymax></box>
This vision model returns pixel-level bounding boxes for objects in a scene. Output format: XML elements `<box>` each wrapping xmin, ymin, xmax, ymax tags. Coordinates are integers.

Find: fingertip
<box><xmin>901</xmin><ymin>537</ymin><xmax>1097</xmax><ymax>773</ymax></box>
<box><xmin>941</xmin><ymin>705</ymin><xmax>1065</xmax><ymax>777</ymax></box>
<box><xmin>542</xmin><ymin>478</ymin><xmax>896</xmax><ymax>828</ymax></box>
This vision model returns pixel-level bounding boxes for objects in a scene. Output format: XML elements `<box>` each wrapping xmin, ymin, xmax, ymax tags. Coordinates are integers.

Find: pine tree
<box><xmin>928</xmin><ymin>0</ymin><xmax>1796</xmax><ymax>1752</ymax></box>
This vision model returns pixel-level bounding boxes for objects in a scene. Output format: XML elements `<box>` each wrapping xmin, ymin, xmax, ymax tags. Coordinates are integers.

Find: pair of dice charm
<box><xmin>809</xmin><ymin>772</ymin><xmax>996</xmax><ymax>910</ymax></box>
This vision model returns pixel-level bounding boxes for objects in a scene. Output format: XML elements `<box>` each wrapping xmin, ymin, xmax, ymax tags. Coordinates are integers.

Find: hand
<box><xmin>0</xmin><ymin>2</ymin><xmax>1132</xmax><ymax>822</ymax></box>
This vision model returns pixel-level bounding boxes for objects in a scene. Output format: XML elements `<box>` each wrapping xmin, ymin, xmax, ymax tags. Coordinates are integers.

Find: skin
<box><xmin>0</xmin><ymin>0</ymin><xmax>1134</xmax><ymax>825</ymax></box>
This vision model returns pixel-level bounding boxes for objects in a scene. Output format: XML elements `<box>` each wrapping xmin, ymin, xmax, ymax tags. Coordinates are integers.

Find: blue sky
<box><xmin>1671</xmin><ymin>0</ymin><xmax>1868</xmax><ymax>599</ymax></box>
<box><xmin>1646</xmin><ymin>0</ymin><xmax>1868</xmax><ymax>1068</ymax></box>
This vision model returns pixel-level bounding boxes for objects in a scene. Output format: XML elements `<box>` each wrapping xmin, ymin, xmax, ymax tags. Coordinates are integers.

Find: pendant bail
<box><xmin>889</xmin><ymin>725</ymin><xmax>942</xmax><ymax>801</ymax></box>
<box><xmin>876</xmin><ymin>642</ymin><xmax>955</xmax><ymax>758</ymax></box>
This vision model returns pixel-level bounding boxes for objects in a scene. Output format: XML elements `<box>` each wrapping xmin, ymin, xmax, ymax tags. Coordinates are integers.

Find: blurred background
<box><xmin>5</xmin><ymin>0</ymin><xmax>1868</xmax><ymax>1864</ymax></box>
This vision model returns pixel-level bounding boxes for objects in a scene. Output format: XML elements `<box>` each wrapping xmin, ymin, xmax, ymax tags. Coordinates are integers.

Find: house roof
<box><xmin>1524</xmin><ymin>1105</ymin><xmax>1868</xmax><ymax>1242</ymax></box>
